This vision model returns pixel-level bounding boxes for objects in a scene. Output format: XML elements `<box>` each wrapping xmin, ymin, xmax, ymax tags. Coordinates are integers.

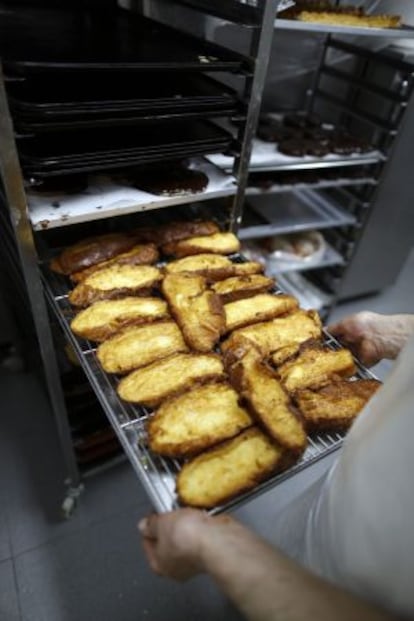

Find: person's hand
<box><xmin>138</xmin><ymin>509</ymin><xmax>235</xmax><ymax>581</ymax></box>
<box><xmin>328</xmin><ymin>311</ymin><xmax>414</xmax><ymax>366</ymax></box>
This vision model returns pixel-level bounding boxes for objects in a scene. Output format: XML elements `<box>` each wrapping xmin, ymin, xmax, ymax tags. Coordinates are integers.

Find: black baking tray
<box><xmin>0</xmin><ymin>7</ymin><xmax>246</xmax><ymax>74</ymax></box>
<box><xmin>22</xmin><ymin>143</ymin><xmax>235</xmax><ymax>178</ymax></box>
<box><xmin>7</xmin><ymin>73</ymin><xmax>240</xmax><ymax>116</ymax></box>
<box><xmin>17</xmin><ymin>120</ymin><xmax>233</xmax><ymax>165</ymax></box>
<box><xmin>14</xmin><ymin>108</ymin><xmax>243</xmax><ymax>133</ymax></box>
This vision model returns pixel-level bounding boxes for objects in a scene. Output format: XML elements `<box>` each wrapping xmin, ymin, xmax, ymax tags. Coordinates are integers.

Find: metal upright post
<box><xmin>229</xmin><ymin>0</ymin><xmax>280</xmax><ymax>233</ymax></box>
<box><xmin>0</xmin><ymin>66</ymin><xmax>83</xmax><ymax>517</ymax></box>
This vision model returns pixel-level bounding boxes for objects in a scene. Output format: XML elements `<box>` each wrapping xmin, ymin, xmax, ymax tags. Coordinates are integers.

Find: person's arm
<box><xmin>139</xmin><ymin>510</ymin><xmax>397</xmax><ymax>621</ymax></box>
<box><xmin>328</xmin><ymin>311</ymin><xmax>414</xmax><ymax>367</ymax></box>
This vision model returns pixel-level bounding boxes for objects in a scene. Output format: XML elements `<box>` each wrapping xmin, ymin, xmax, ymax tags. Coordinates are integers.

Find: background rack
<box><xmin>0</xmin><ymin>0</ymin><xmax>413</xmax><ymax>516</ymax></box>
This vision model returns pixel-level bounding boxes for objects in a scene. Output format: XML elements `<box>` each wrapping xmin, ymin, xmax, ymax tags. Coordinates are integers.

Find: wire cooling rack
<box><xmin>41</xmin><ymin>261</ymin><xmax>379</xmax><ymax>514</ymax></box>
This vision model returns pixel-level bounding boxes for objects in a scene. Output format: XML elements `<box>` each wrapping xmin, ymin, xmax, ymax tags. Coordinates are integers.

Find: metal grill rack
<box><xmin>42</xmin><ymin>258</ymin><xmax>378</xmax><ymax>514</ymax></box>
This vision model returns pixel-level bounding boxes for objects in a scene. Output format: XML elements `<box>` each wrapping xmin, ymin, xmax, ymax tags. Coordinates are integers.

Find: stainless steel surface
<box><xmin>229</xmin><ymin>0</ymin><xmax>282</xmax><ymax>233</ymax></box>
<box><xmin>239</xmin><ymin>187</ymin><xmax>356</xmax><ymax>239</ymax></box>
<box><xmin>245</xmin><ymin>176</ymin><xmax>377</xmax><ymax>195</ymax></box>
<box><xmin>266</xmin><ymin>241</ymin><xmax>345</xmax><ymax>275</ymax></box>
<box><xmin>274</xmin><ymin>18</ymin><xmax>414</xmax><ymax>38</ymax></box>
<box><xmin>0</xmin><ymin>66</ymin><xmax>82</xmax><ymax>491</ymax></box>
<box><xmin>42</xmin><ymin>260</ymin><xmax>378</xmax><ymax>515</ymax></box>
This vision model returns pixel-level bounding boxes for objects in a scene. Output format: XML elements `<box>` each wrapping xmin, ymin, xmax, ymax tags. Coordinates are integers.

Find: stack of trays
<box><xmin>1</xmin><ymin>7</ymin><xmax>244</xmax><ymax>180</ymax></box>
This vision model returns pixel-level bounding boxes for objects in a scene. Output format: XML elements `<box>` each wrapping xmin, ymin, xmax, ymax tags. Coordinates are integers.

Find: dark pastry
<box><xmin>133</xmin><ymin>165</ymin><xmax>209</xmax><ymax>196</ymax></box>
<box><xmin>257</xmin><ymin>123</ymin><xmax>301</xmax><ymax>143</ymax></box>
<box><xmin>306</xmin><ymin>140</ymin><xmax>330</xmax><ymax>157</ymax></box>
<box><xmin>331</xmin><ymin>132</ymin><xmax>372</xmax><ymax>156</ymax></box>
<box><xmin>278</xmin><ymin>139</ymin><xmax>310</xmax><ymax>157</ymax></box>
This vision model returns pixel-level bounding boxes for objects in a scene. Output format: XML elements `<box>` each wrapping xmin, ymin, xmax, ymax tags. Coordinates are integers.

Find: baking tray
<box><xmin>7</xmin><ymin>73</ymin><xmax>240</xmax><ymax>117</ymax></box>
<box><xmin>274</xmin><ymin>17</ymin><xmax>414</xmax><ymax>38</ymax></box>
<box><xmin>0</xmin><ymin>8</ymin><xmax>246</xmax><ymax>75</ymax></box>
<box><xmin>41</xmin><ymin>254</ymin><xmax>378</xmax><ymax>514</ymax></box>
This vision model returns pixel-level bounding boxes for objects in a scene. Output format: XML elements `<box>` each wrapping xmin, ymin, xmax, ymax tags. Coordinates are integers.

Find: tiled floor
<box><xmin>0</xmin><ymin>247</ymin><xmax>413</xmax><ymax>621</ymax></box>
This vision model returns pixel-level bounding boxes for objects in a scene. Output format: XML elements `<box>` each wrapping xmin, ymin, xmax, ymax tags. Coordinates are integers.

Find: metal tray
<box><xmin>7</xmin><ymin>73</ymin><xmax>239</xmax><ymax>117</ymax></box>
<box><xmin>239</xmin><ymin>187</ymin><xmax>356</xmax><ymax>239</ymax></box>
<box><xmin>41</xmin><ymin>255</ymin><xmax>378</xmax><ymax>514</ymax></box>
<box><xmin>274</xmin><ymin>18</ymin><xmax>414</xmax><ymax>39</ymax></box>
<box><xmin>1</xmin><ymin>8</ymin><xmax>246</xmax><ymax>75</ymax></box>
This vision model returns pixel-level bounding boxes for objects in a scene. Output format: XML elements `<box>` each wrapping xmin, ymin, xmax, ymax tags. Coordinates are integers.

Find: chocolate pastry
<box><xmin>133</xmin><ymin>165</ymin><xmax>208</xmax><ymax>196</ymax></box>
<box><xmin>257</xmin><ymin>123</ymin><xmax>301</xmax><ymax>143</ymax></box>
<box><xmin>306</xmin><ymin>140</ymin><xmax>331</xmax><ymax>157</ymax></box>
<box><xmin>278</xmin><ymin>139</ymin><xmax>310</xmax><ymax>157</ymax></box>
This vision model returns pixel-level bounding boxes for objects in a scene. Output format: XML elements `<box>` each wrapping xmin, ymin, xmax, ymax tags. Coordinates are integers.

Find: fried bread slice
<box><xmin>221</xmin><ymin>309</ymin><xmax>322</xmax><ymax>358</ymax></box>
<box><xmin>232</xmin><ymin>261</ymin><xmax>264</xmax><ymax>276</ymax></box>
<box><xmin>165</xmin><ymin>254</ymin><xmax>237</xmax><ymax>281</ymax></box>
<box><xmin>70</xmin><ymin>244</ymin><xmax>159</xmax><ymax>283</ymax></box>
<box><xmin>70</xmin><ymin>297</ymin><xmax>169</xmax><ymax>342</ymax></box>
<box><xmin>97</xmin><ymin>321</ymin><xmax>188</xmax><ymax>374</ymax></box>
<box><xmin>117</xmin><ymin>353</ymin><xmax>225</xmax><ymax>407</ymax></box>
<box><xmin>148</xmin><ymin>382</ymin><xmax>252</xmax><ymax>458</ymax></box>
<box><xmin>228</xmin><ymin>347</ymin><xmax>307</xmax><ymax>454</ymax></box>
<box><xmin>162</xmin><ymin>232</ymin><xmax>240</xmax><ymax>258</ymax></box>
<box><xmin>224</xmin><ymin>293</ymin><xmax>298</xmax><ymax>333</ymax></box>
<box><xmin>277</xmin><ymin>345</ymin><xmax>356</xmax><ymax>393</ymax></box>
<box><xmin>162</xmin><ymin>273</ymin><xmax>225</xmax><ymax>352</ymax></box>
<box><xmin>212</xmin><ymin>274</ymin><xmax>275</xmax><ymax>304</ymax></box>
<box><xmin>50</xmin><ymin>233</ymin><xmax>136</xmax><ymax>275</ymax></box>
<box><xmin>177</xmin><ymin>427</ymin><xmax>286</xmax><ymax>508</ymax></box>
<box><xmin>296</xmin><ymin>379</ymin><xmax>381</xmax><ymax>432</ymax></box>
<box><xmin>68</xmin><ymin>264</ymin><xmax>162</xmax><ymax>308</ymax></box>
<box><xmin>158</xmin><ymin>220</ymin><xmax>219</xmax><ymax>245</ymax></box>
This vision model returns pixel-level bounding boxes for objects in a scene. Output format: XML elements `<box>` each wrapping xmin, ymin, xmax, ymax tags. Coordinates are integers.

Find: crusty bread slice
<box><xmin>221</xmin><ymin>309</ymin><xmax>322</xmax><ymax>358</ymax></box>
<box><xmin>162</xmin><ymin>273</ymin><xmax>225</xmax><ymax>352</ymax></box>
<box><xmin>212</xmin><ymin>274</ymin><xmax>275</xmax><ymax>304</ymax></box>
<box><xmin>70</xmin><ymin>297</ymin><xmax>169</xmax><ymax>342</ymax></box>
<box><xmin>227</xmin><ymin>347</ymin><xmax>307</xmax><ymax>455</ymax></box>
<box><xmin>70</xmin><ymin>244</ymin><xmax>159</xmax><ymax>283</ymax></box>
<box><xmin>97</xmin><ymin>320</ymin><xmax>188</xmax><ymax>374</ymax></box>
<box><xmin>50</xmin><ymin>233</ymin><xmax>136</xmax><ymax>275</ymax></box>
<box><xmin>117</xmin><ymin>352</ymin><xmax>225</xmax><ymax>407</ymax></box>
<box><xmin>148</xmin><ymin>382</ymin><xmax>252</xmax><ymax>458</ymax></box>
<box><xmin>177</xmin><ymin>427</ymin><xmax>286</xmax><ymax>508</ymax></box>
<box><xmin>224</xmin><ymin>293</ymin><xmax>298</xmax><ymax>333</ymax></box>
<box><xmin>296</xmin><ymin>379</ymin><xmax>381</xmax><ymax>433</ymax></box>
<box><xmin>278</xmin><ymin>345</ymin><xmax>356</xmax><ymax>393</ymax></box>
<box><xmin>158</xmin><ymin>220</ymin><xmax>219</xmax><ymax>246</ymax></box>
<box><xmin>68</xmin><ymin>264</ymin><xmax>162</xmax><ymax>308</ymax></box>
<box><xmin>232</xmin><ymin>261</ymin><xmax>264</xmax><ymax>276</ymax></box>
<box><xmin>162</xmin><ymin>232</ymin><xmax>240</xmax><ymax>258</ymax></box>
<box><xmin>165</xmin><ymin>253</ymin><xmax>236</xmax><ymax>281</ymax></box>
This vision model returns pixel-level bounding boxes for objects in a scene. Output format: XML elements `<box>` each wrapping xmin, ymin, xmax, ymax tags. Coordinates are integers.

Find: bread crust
<box><xmin>70</xmin><ymin>297</ymin><xmax>169</xmax><ymax>342</ymax></box>
<box><xmin>70</xmin><ymin>244</ymin><xmax>159</xmax><ymax>283</ymax></box>
<box><xmin>296</xmin><ymin>379</ymin><xmax>381</xmax><ymax>432</ymax></box>
<box><xmin>148</xmin><ymin>382</ymin><xmax>252</xmax><ymax>458</ymax></box>
<box><xmin>158</xmin><ymin>220</ymin><xmax>219</xmax><ymax>246</ymax></box>
<box><xmin>50</xmin><ymin>233</ymin><xmax>137</xmax><ymax>275</ymax></box>
<box><xmin>212</xmin><ymin>274</ymin><xmax>275</xmax><ymax>304</ymax></box>
<box><xmin>162</xmin><ymin>232</ymin><xmax>240</xmax><ymax>258</ymax></box>
<box><xmin>176</xmin><ymin>427</ymin><xmax>286</xmax><ymax>508</ymax></box>
<box><xmin>117</xmin><ymin>353</ymin><xmax>225</xmax><ymax>407</ymax></box>
<box><xmin>68</xmin><ymin>264</ymin><xmax>162</xmax><ymax>308</ymax></box>
<box><xmin>96</xmin><ymin>320</ymin><xmax>188</xmax><ymax>374</ymax></box>
<box><xmin>224</xmin><ymin>293</ymin><xmax>298</xmax><ymax>333</ymax></box>
<box><xmin>162</xmin><ymin>273</ymin><xmax>225</xmax><ymax>352</ymax></box>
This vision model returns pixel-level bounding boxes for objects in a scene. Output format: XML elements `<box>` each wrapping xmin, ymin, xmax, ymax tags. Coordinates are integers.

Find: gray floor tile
<box><xmin>15</xmin><ymin>510</ymin><xmax>242</xmax><ymax>621</ymax></box>
<box><xmin>0</xmin><ymin>559</ymin><xmax>21</xmax><ymax>621</ymax></box>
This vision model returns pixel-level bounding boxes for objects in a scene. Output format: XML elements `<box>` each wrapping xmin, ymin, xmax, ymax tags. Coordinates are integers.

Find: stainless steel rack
<box><xmin>42</xmin><ymin>261</ymin><xmax>378</xmax><ymax>514</ymax></box>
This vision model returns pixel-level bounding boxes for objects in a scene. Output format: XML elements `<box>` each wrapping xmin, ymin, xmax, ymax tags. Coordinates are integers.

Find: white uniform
<box><xmin>277</xmin><ymin>335</ymin><xmax>414</xmax><ymax>618</ymax></box>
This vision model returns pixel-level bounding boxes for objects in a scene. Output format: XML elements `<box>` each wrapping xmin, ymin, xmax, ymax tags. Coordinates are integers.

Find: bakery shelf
<box><xmin>246</xmin><ymin>176</ymin><xmax>377</xmax><ymax>195</ymax></box>
<box><xmin>41</xmin><ymin>259</ymin><xmax>377</xmax><ymax>515</ymax></box>
<box><xmin>276</xmin><ymin>272</ymin><xmax>333</xmax><ymax>312</ymax></box>
<box><xmin>264</xmin><ymin>241</ymin><xmax>345</xmax><ymax>275</ymax></box>
<box><xmin>28</xmin><ymin>158</ymin><xmax>236</xmax><ymax>231</ymax></box>
<box><xmin>239</xmin><ymin>188</ymin><xmax>356</xmax><ymax>240</ymax></box>
<box><xmin>274</xmin><ymin>18</ymin><xmax>414</xmax><ymax>38</ymax></box>
<box><xmin>208</xmin><ymin>138</ymin><xmax>384</xmax><ymax>173</ymax></box>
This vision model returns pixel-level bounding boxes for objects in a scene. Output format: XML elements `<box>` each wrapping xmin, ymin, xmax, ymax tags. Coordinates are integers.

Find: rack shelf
<box><xmin>274</xmin><ymin>18</ymin><xmax>414</xmax><ymax>38</ymax></box>
<box><xmin>246</xmin><ymin>176</ymin><xmax>377</xmax><ymax>196</ymax></box>
<box><xmin>239</xmin><ymin>188</ymin><xmax>356</xmax><ymax>239</ymax></box>
<box><xmin>264</xmin><ymin>241</ymin><xmax>345</xmax><ymax>275</ymax></box>
<box><xmin>27</xmin><ymin>158</ymin><xmax>236</xmax><ymax>230</ymax></box>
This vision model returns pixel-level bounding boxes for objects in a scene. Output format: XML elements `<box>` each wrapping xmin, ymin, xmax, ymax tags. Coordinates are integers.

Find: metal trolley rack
<box><xmin>0</xmin><ymin>0</ymin><xmax>410</xmax><ymax>516</ymax></box>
